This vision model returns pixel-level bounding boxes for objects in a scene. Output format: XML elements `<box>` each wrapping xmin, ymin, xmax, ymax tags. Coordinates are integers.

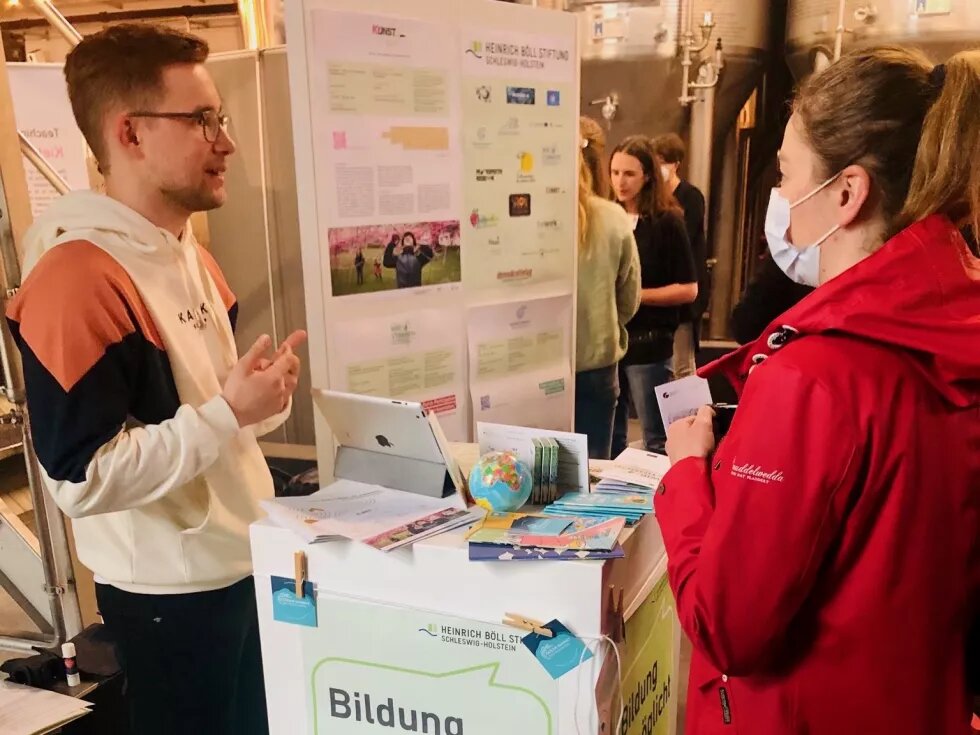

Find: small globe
<box><xmin>467</xmin><ymin>451</ymin><xmax>533</xmax><ymax>513</ymax></box>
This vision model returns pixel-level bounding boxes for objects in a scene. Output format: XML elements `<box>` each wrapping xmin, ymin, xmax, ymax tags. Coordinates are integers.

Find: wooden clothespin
<box><xmin>605</xmin><ymin>585</ymin><xmax>626</xmax><ymax>644</ymax></box>
<box><xmin>502</xmin><ymin>612</ymin><xmax>553</xmax><ymax>638</ymax></box>
<box><xmin>294</xmin><ymin>550</ymin><xmax>307</xmax><ymax>599</ymax></box>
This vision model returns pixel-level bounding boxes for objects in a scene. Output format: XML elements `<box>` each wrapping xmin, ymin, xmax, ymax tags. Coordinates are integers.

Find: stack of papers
<box><xmin>468</xmin><ymin>544</ymin><xmax>624</xmax><ymax>562</ymax></box>
<box><xmin>261</xmin><ymin>480</ymin><xmax>482</xmax><ymax>552</ymax></box>
<box><xmin>466</xmin><ymin>511</ymin><xmax>625</xmax><ymax>552</ymax></box>
<box><xmin>0</xmin><ymin>679</ymin><xmax>91</xmax><ymax>735</ymax></box>
<box><xmin>596</xmin><ymin>448</ymin><xmax>672</xmax><ymax>494</ymax></box>
<box><xmin>543</xmin><ymin>491</ymin><xmax>652</xmax><ymax>524</ymax></box>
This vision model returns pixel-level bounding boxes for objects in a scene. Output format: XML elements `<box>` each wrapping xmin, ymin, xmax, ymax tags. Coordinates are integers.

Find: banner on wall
<box><xmin>619</xmin><ymin>575</ymin><xmax>678</xmax><ymax>735</ymax></box>
<box><xmin>290</xmin><ymin>0</ymin><xmax>578</xmax><ymax>453</ymax></box>
<box><xmin>460</xmin><ymin>28</ymin><xmax>577</xmax><ymax>292</ymax></box>
<box><xmin>303</xmin><ymin>595</ymin><xmax>559</xmax><ymax>734</ymax></box>
<box><xmin>6</xmin><ymin>63</ymin><xmax>90</xmax><ymax>218</ymax></box>
<box><xmin>309</xmin><ymin>10</ymin><xmax>462</xmax><ymax>299</ymax></box>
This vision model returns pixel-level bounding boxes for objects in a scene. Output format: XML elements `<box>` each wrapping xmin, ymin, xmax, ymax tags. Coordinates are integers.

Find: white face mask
<box><xmin>765</xmin><ymin>172</ymin><xmax>842</xmax><ymax>287</ymax></box>
<box><xmin>660</xmin><ymin>164</ymin><xmax>673</xmax><ymax>183</ymax></box>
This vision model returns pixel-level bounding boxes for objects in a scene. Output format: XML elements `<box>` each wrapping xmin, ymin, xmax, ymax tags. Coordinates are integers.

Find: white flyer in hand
<box><xmin>655</xmin><ymin>375</ymin><xmax>714</xmax><ymax>429</ymax></box>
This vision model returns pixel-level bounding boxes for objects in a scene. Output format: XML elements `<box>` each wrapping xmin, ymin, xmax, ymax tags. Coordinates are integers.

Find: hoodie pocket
<box><xmin>176</xmin><ymin>477</ymin><xmax>212</xmax><ymax>535</ymax></box>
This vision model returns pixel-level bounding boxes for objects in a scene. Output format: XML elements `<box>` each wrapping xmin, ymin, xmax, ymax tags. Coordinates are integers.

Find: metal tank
<box><xmin>787</xmin><ymin>0</ymin><xmax>980</xmax><ymax>77</ymax></box>
<box><xmin>571</xmin><ymin>1</ymin><xmax>769</xmax><ymax>149</ymax></box>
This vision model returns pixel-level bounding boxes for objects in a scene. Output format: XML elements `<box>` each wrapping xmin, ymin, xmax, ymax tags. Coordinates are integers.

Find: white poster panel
<box><xmin>328</xmin><ymin>307</ymin><xmax>468</xmax><ymax>439</ymax></box>
<box><xmin>459</xmin><ymin>28</ymin><xmax>577</xmax><ymax>292</ymax></box>
<box><xmin>6</xmin><ymin>63</ymin><xmax>89</xmax><ymax>218</ymax></box>
<box><xmin>468</xmin><ymin>294</ymin><xmax>574</xmax><ymax>431</ymax></box>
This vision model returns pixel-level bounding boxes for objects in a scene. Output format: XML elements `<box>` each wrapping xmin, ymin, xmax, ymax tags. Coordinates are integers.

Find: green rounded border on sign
<box><xmin>310</xmin><ymin>658</ymin><xmax>554</xmax><ymax>734</ymax></box>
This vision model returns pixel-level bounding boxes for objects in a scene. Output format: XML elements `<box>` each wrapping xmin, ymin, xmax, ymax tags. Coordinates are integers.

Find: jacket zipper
<box><xmin>719</xmin><ymin>674</ymin><xmax>733</xmax><ymax>725</ymax></box>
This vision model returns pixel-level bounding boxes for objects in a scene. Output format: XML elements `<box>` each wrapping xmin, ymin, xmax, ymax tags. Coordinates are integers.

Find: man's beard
<box><xmin>162</xmin><ymin>183</ymin><xmax>223</xmax><ymax>214</ymax></box>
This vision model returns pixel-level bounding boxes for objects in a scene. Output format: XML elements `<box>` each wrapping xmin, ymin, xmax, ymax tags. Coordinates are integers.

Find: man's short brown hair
<box><xmin>65</xmin><ymin>23</ymin><xmax>209</xmax><ymax>171</ymax></box>
<box><xmin>652</xmin><ymin>132</ymin><xmax>686</xmax><ymax>165</ymax></box>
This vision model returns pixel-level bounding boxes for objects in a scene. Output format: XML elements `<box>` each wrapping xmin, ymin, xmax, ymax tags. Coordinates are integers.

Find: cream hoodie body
<box><xmin>7</xmin><ymin>191</ymin><xmax>287</xmax><ymax>594</ymax></box>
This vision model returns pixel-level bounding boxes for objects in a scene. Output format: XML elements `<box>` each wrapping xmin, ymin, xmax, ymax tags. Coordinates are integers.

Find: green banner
<box><xmin>619</xmin><ymin>575</ymin><xmax>677</xmax><ymax>735</ymax></box>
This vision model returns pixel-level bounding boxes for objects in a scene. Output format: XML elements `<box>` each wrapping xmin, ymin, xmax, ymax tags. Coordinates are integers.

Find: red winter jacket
<box><xmin>655</xmin><ymin>215</ymin><xmax>980</xmax><ymax>735</ymax></box>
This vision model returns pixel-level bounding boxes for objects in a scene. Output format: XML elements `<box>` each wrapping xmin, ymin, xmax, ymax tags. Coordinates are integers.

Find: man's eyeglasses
<box><xmin>127</xmin><ymin>109</ymin><xmax>230</xmax><ymax>143</ymax></box>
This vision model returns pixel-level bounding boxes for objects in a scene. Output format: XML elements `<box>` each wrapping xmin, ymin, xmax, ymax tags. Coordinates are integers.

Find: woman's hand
<box><xmin>666</xmin><ymin>405</ymin><xmax>716</xmax><ymax>465</ymax></box>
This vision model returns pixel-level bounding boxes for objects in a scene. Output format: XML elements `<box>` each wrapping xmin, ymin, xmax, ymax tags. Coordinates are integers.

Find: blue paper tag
<box><xmin>521</xmin><ymin>620</ymin><xmax>593</xmax><ymax>679</ymax></box>
<box><xmin>271</xmin><ymin>575</ymin><xmax>317</xmax><ymax>627</ymax></box>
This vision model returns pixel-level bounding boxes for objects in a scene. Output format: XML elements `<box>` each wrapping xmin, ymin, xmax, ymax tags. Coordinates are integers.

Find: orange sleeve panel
<box><xmin>196</xmin><ymin>244</ymin><xmax>237</xmax><ymax>312</ymax></box>
<box><xmin>8</xmin><ymin>240</ymin><xmax>163</xmax><ymax>392</ymax></box>
<box><xmin>7</xmin><ymin>240</ymin><xmax>180</xmax><ymax>484</ymax></box>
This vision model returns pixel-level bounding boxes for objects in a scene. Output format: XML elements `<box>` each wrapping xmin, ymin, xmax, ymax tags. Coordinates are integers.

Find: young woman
<box><xmin>609</xmin><ymin>136</ymin><xmax>697</xmax><ymax>456</ymax></box>
<box><xmin>657</xmin><ymin>46</ymin><xmax>980</xmax><ymax>734</ymax></box>
<box><xmin>573</xmin><ymin>117</ymin><xmax>640</xmax><ymax>459</ymax></box>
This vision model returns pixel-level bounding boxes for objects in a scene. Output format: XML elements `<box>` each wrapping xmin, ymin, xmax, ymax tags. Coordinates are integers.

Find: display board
<box><xmin>285</xmin><ymin>0</ymin><xmax>580</xmax><ymax>470</ymax></box>
<box><xmin>5</xmin><ymin>63</ymin><xmax>89</xmax><ymax>218</ymax></box>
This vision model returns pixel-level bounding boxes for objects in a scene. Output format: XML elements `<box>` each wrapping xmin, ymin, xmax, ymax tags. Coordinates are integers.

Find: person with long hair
<box><xmin>574</xmin><ymin>117</ymin><xmax>640</xmax><ymax>459</ymax></box>
<box><xmin>656</xmin><ymin>46</ymin><xmax>980</xmax><ymax>734</ymax></box>
<box><xmin>609</xmin><ymin>135</ymin><xmax>698</xmax><ymax>456</ymax></box>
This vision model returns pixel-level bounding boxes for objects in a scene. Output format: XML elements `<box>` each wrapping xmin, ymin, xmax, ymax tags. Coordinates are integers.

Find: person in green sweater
<box><xmin>575</xmin><ymin>117</ymin><xmax>641</xmax><ymax>459</ymax></box>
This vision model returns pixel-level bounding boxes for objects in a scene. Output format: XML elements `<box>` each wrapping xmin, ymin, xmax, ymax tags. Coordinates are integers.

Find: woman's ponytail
<box><xmin>902</xmin><ymin>51</ymin><xmax>980</xmax><ymax>235</ymax></box>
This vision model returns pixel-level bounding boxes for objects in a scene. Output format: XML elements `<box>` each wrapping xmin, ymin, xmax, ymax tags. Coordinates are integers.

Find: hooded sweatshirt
<box><xmin>6</xmin><ymin>191</ymin><xmax>288</xmax><ymax>595</ymax></box>
<box><xmin>654</xmin><ymin>215</ymin><xmax>980</xmax><ymax>734</ymax></box>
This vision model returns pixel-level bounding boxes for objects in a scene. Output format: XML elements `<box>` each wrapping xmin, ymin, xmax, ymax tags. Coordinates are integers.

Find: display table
<box><xmin>251</xmin><ymin>450</ymin><xmax>681</xmax><ymax>735</ymax></box>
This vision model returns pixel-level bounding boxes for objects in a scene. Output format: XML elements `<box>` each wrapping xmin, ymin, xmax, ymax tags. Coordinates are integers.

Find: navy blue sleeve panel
<box><xmin>6</xmin><ymin>241</ymin><xmax>180</xmax><ymax>484</ymax></box>
<box><xmin>196</xmin><ymin>245</ymin><xmax>239</xmax><ymax>334</ymax></box>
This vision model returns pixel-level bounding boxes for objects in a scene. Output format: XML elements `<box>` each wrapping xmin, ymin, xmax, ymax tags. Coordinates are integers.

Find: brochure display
<box><xmin>285</xmin><ymin>0</ymin><xmax>580</xmax><ymax>471</ymax></box>
<box><xmin>251</xmin><ymin>496</ymin><xmax>681</xmax><ymax>735</ymax></box>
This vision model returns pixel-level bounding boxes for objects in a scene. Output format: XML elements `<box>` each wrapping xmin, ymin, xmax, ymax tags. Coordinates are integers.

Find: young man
<box><xmin>6</xmin><ymin>25</ymin><xmax>304</xmax><ymax>734</ymax></box>
<box><xmin>652</xmin><ymin>133</ymin><xmax>708</xmax><ymax>378</ymax></box>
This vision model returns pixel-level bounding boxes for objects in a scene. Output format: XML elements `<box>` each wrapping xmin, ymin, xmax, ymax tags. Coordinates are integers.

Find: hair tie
<box><xmin>929</xmin><ymin>63</ymin><xmax>947</xmax><ymax>92</ymax></box>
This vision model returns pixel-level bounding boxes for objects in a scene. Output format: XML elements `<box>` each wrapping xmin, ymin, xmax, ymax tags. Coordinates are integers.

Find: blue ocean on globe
<box><xmin>467</xmin><ymin>451</ymin><xmax>533</xmax><ymax>512</ymax></box>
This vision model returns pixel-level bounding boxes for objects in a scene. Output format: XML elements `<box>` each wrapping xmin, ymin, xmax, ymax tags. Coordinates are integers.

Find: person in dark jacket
<box><xmin>609</xmin><ymin>135</ymin><xmax>697</xmax><ymax>456</ymax></box>
<box><xmin>658</xmin><ymin>46</ymin><xmax>980</xmax><ymax>735</ymax></box>
<box><xmin>653</xmin><ymin>133</ymin><xmax>708</xmax><ymax>376</ymax></box>
<box><xmin>730</xmin><ymin>243</ymin><xmax>813</xmax><ymax>344</ymax></box>
<box><xmin>383</xmin><ymin>232</ymin><xmax>434</xmax><ymax>289</ymax></box>
<box><xmin>353</xmin><ymin>248</ymin><xmax>365</xmax><ymax>285</ymax></box>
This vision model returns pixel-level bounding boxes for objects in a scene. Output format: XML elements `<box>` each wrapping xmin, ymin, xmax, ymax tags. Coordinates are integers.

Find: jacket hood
<box><xmin>21</xmin><ymin>191</ymin><xmax>187</xmax><ymax>277</ymax></box>
<box><xmin>707</xmin><ymin>215</ymin><xmax>980</xmax><ymax>408</ymax></box>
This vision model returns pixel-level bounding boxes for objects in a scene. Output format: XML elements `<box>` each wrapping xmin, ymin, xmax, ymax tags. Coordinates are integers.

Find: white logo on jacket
<box><xmin>731</xmin><ymin>462</ymin><xmax>785</xmax><ymax>484</ymax></box>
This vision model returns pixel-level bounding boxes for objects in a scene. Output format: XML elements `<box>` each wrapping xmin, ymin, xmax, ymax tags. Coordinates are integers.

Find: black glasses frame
<box><xmin>127</xmin><ymin>109</ymin><xmax>230</xmax><ymax>143</ymax></box>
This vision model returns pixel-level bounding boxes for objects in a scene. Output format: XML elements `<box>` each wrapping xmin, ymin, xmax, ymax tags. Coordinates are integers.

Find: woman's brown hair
<box><xmin>579</xmin><ymin>116</ymin><xmax>609</xmax><ymax>198</ymax></box>
<box><xmin>902</xmin><ymin>51</ymin><xmax>980</xmax><ymax>237</ymax></box>
<box><xmin>793</xmin><ymin>45</ymin><xmax>956</xmax><ymax>240</ymax></box>
<box><xmin>610</xmin><ymin>135</ymin><xmax>683</xmax><ymax>220</ymax></box>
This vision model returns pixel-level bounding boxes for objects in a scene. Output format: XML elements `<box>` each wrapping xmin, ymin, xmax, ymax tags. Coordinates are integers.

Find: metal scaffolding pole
<box><xmin>0</xmin><ymin>0</ymin><xmax>83</xmax><ymax>651</ymax></box>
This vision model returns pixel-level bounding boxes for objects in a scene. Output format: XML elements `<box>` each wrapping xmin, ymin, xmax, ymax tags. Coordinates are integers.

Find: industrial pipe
<box><xmin>26</xmin><ymin>0</ymin><xmax>82</xmax><ymax>45</ymax></box>
<box><xmin>833</xmin><ymin>0</ymin><xmax>846</xmax><ymax>60</ymax></box>
<box><xmin>0</xmin><ymin>0</ymin><xmax>83</xmax><ymax>653</ymax></box>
